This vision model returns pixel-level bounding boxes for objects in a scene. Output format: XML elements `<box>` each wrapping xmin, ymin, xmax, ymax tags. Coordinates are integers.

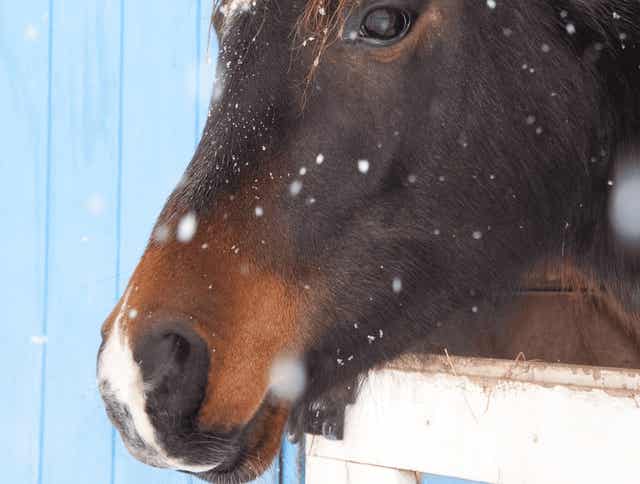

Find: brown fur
<box><xmin>102</xmin><ymin>196</ymin><xmax>308</xmax><ymax>435</ymax></box>
<box><xmin>523</xmin><ymin>259</ymin><xmax>640</xmax><ymax>360</ymax></box>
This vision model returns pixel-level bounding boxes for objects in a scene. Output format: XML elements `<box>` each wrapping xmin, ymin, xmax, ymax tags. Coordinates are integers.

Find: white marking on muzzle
<box><xmin>97</xmin><ymin>287</ymin><xmax>216</xmax><ymax>473</ymax></box>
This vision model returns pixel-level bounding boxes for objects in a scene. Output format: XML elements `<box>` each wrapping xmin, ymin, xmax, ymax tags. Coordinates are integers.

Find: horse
<box><xmin>96</xmin><ymin>0</ymin><xmax>640</xmax><ymax>482</ymax></box>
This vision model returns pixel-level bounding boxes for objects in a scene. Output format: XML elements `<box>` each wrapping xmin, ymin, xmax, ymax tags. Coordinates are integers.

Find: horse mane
<box><xmin>210</xmin><ymin>0</ymin><xmax>352</xmax><ymax>40</ymax></box>
<box><xmin>210</xmin><ymin>0</ymin><xmax>353</xmax><ymax>85</ymax></box>
<box><xmin>294</xmin><ymin>0</ymin><xmax>353</xmax><ymax>89</ymax></box>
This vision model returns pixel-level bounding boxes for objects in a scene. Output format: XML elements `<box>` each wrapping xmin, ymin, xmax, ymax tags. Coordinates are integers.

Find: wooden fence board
<box><xmin>37</xmin><ymin>0</ymin><xmax>122</xmax><ymax>482</ymax></box>
<box><xmin>0</xmin><ymin>1</ymin><xmax>51</xmax><ymax>483</ymax></box>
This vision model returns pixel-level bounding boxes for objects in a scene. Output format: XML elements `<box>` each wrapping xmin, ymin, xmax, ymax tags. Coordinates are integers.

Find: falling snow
<box><xmin>610</xmin><ymin>166</ymin><xmax>640</xmax><ymax>243</ymax></box>
<box><xmin>392</xmin><ymin>277</ymin><xmax>403</xmax><ymax>293</ymax></box>
<box><xmin>86</xmin><ymin>193</ymin><xmax>106</xmax><ymax>216</ymax></box>
<box><xmin>24</xmin><ymin>24</ymin><xmax>39</xmax><ymax>41</ymax></box>
<box><xmin>177</xmin><ymin>212</ymin><xmax>198</xmax><ymax>243</ymax></box>
<box><xmin>289</xmin><ymin>180</ymin><xmax>303</xmax><ymax>197</ymax></box>
<box><xmin>153</xmin><ymin>224</ymin><xmax>170</xmax><ymax>243</ymax></box>
<box><xmin>269</xmin><ymin>355</ymin><xmax>306</xmax><ymax>401</ymax></box>
<box><xmin>357</xmin><ymin>159</ymin><xmax>370</xmax><ymax>174</ymax></box>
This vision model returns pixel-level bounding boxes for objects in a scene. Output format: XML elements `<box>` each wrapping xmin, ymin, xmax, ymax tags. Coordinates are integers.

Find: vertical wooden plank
<box><xmin>116</xmin><ymin>0</ymin><xmax>197</xmax><ymax>280</ymax></box>
<box><xmin>113</xmin><ymin>1</ymin><xmax>198</xmax><ymax>482</ymax></box>
<box><xmin>36</xmin><ymin>0</ymin><xmax>121</xmax><ymax>483</ymax></box>
<box><xmin>0</xmin><ymin>1</ymin><xmax>50</xmax><ymax>483</ymax></box>
<box><xmin>281</xmin><ymin>438</ymin><xmax>305</xmax><ymax>484</ymax></box>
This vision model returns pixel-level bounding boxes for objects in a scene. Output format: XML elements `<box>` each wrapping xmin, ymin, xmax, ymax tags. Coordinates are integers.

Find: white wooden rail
<box><xmin>306</xmin><ymin>355</ymin><xmax>640</xmax><ymax>484</ymax></box>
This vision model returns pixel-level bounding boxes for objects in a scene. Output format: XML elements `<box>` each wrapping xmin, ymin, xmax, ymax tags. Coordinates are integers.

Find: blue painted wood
<box><xmin>113</xmin><ymin>1</ymin><xmax>203</xmax><ymax>483</ymax></box>
<box><xmin>422</xmin><ymin>473</ymin><xmax>489</xmax><ymax>484</ymax></box>
<box><xmin>1</xmin><ymin>0</ymin><xmax>301</xmax><ymax>481</ymax></box>
<box><xmin>281</xmin><ymin>438</ymin><xmax>305</xmax><ymax>484</ymax></box>
<box><xmin>37</xmin><ymin>1</ymin><xmax>122</xmax><ymax>483</ymax></box>
<box><xmin>0</xmin><ymin>1</ymin><xmax>50</xmax><ymax>483</ymax></box>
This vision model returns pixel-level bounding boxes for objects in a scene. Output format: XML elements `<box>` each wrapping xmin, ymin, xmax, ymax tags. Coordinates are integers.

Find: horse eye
<box><xmin>360</xmin><ymin>7</ymin><xmax>412</xmax><ymax>44</ymax></box>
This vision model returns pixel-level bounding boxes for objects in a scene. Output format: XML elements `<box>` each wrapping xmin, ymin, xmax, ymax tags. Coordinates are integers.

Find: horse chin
<box><xmin>192</xmin><ymin>400</ymin><xmax>290</xmax><ymax>483</ymax></box>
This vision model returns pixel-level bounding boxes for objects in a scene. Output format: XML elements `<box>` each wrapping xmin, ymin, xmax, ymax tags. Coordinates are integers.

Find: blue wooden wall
<box><xmin>1</xmin><ymin>1</ymin><xmax>481</xmax><ymax>483</ymax></box>
<box><xmin>0</xmin><ymin>0</ymin><xmax>299</xmax><ymax>482</ymax></box>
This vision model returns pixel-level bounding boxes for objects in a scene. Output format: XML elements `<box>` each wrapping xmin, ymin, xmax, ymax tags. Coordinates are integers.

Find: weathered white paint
<box><xmin>307</xmin><ymin>355</ymin><xmax>640</xmax><ymax>484</ymax></box>
<box><xmin>306</xmin><ymin>455</ymin><xmax>419</xmax><ymax>484</ymax></box>
<box><xmin>97</xmin><ymin>287</ymin><xmax>216</xmax><ymax>473</ymax></box>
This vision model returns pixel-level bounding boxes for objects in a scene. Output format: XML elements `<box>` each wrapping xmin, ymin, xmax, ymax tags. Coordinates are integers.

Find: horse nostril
<box><xmin>159</xmin><ymin>333</ymin><xmax>191</xmax><ymax>365</ymax></box>
<box><xmin>134</xmin><ymin>325</ymin><xmax>210</xmax><ymax>425</ymax></box>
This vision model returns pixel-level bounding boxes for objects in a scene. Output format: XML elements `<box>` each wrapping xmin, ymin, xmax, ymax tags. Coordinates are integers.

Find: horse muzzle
<box><xmin>97</xmin><ymin>319</ymin><xmax>236</xmax><ymax>473</ymax></box>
